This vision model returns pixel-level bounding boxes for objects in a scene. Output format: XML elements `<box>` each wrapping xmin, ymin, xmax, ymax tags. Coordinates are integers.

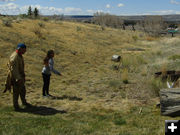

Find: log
<box><xmin>160</xmin><ymin>88</ymin><xmax>180</xmax><ymax>116</ymax></box>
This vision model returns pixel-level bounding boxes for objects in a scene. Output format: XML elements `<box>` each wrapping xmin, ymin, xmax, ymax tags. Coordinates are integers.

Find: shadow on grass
<box><xmin>17</xmin><ymin>105</ymin><xmax>67</xmax><ymax>116</ymax></box>
<box><xmin>50</xmin><ymin>95</ymin><xmax>83</xmax><ymax>101</ymax></box>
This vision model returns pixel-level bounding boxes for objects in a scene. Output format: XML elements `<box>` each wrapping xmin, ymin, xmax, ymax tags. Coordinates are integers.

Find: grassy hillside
<box><xmin>0</xmin><ymin>18</ymin><xmax>180</xmax><ymax>135</ymax></box>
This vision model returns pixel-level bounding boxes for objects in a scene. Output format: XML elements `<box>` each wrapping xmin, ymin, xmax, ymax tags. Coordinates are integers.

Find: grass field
<box><xmin>0</xmin><ymin>17</ymin><xmax>180</xmax><ymax>135</ymax></box>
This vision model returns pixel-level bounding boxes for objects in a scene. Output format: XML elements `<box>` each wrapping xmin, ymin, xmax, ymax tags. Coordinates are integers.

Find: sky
<box><xmin>0</xmin><ymin>0</ymin><xmax>180</xmax><ymax>16</ymax></box>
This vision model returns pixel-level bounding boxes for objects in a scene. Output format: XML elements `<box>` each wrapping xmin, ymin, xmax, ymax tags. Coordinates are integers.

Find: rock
<box><xmin>111</xmin><ymin>55</ymin><xmax>121</xmax><ymax>62</ymax></box>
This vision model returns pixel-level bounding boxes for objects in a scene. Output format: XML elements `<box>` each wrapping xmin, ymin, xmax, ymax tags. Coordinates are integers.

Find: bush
<box><xmin>76</xmin><ymin>26</ymin><xmax>81</xmax><ymax>32</ymax></box>
<box><xmin>101</xmin><ymin>26</ymin><xmax>105</xmax><ymax>31</ymax></box>
<box><xmin>18</xmin><ymin>14</ymin><xmax>28</xmax><ymax>19</ymax></box>
<box><xmin>42</xmin><ymin>17</ymin><xmax>49</xmax><ymax>22</ymax></box>
<box><xmin>132</xmin><ymin>35</ymin><xmax>138</xmax><ymax>41</ymax></box>
<box><xmin>38</xmin><ymin>22</ymin><xmax>45</xmax><ymax>28</ymax></box>
<box><xmin>2</xmin><ymin>18</ymin><xmax>12</xmax><ymax>27</ymax></box>
<box><xmin>32</xmin><ymin>26</ymin><xmax>44</xmax><ymax>39</ymax></box>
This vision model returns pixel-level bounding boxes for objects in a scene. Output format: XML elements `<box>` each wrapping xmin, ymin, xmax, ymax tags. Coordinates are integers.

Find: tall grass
<box><xmin>122</xmin><ymin>68</ymin><xmax>129</xmax><ymax>84</ymax></box>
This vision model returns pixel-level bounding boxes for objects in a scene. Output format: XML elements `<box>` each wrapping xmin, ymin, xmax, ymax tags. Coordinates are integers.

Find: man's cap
<box><xmin>17</xmin><ymin>43</ymin><xmax>26</xmax><ymax>49</ymax></box>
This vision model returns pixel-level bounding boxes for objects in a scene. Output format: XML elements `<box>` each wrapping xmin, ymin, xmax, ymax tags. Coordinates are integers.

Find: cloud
<box><xmin>106</xmin><ymin>4</ymin><xmax>110</xmax><ymax>8</ymax></box>
<box><xmin>0</xmin><ymin>3</ymin><xmax>83</xmax><ymax>15</ymax></box>
<box><xmin>117</xmin><ymin>3</ymin><xmax>124</xmax><ymax>7</ymax></box>
<box><xmin>170</xmin><ymin>0</ymin><xmax>180</xmax><ymax>5</ymax></box>
<box><xmin>0</xmin><ymin>3</ymin><xmax>20</xmax><ymax>15</ymax></box>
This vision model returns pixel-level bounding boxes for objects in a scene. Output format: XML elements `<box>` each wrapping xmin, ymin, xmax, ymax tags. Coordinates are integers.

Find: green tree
<box><xmin>34</xmin><ymin>7</ymin><xmax>39</xmax><ymax>18</ymax></box>
<box><xmin>27</xmin><ymin>6</ymin><xmax>32</xmax><ymax>17</ymax></box>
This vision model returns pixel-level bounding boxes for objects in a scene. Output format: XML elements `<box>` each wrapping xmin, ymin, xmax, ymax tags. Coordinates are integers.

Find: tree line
<box><xmin>92</xmin><ymin>12</ymin><xmax>177</xmax><ymax>36</ymax></box>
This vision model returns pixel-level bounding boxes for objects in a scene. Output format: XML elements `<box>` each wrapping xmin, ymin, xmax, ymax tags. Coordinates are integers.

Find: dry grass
<box><xmin>0</xmin><ymin>18</ymin><xmax>180</xmax><ymax>135</ymax></box>
<box><xmin>122</xmin><ymin>68</ymin><xmax>129</xmax><ymax>84</ymax></box>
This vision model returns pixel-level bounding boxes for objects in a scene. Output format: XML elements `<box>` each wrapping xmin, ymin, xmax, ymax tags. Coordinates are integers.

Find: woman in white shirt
<box><xmin>42</xmin><ymin>50</ymin><xmax>62</xmax><ymax>97</ymax></box>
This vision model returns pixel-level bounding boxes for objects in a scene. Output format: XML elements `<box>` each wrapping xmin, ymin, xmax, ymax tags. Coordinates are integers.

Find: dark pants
<box><xmin>12</xmin><ymin>81</ymin><xmax>27</xmax><ymax>109</ymax></box>
<box><xmin>42</xmin><ymin>73</ymin><xmax>51</xmax><ymax>96</ymax></box>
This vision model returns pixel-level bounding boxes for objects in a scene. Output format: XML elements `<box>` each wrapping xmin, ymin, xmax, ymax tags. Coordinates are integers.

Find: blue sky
<box><xmin>0</xmin><ymin>0</ymin><xmax>180</xmax><ymax>15</ymax></box>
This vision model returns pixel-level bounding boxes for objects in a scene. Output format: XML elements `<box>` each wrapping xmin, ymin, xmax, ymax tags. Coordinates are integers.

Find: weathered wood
<box><xmin>160</xmin><ymin>88</ymin><xmax>180</xmax><ymax>116</ymax></box>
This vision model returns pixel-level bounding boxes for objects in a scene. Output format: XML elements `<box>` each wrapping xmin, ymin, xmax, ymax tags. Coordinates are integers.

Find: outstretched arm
<box><xmin>49</xmin><ymin>59</ymin><xmax>61</xmax><ymax>75</ymax></box>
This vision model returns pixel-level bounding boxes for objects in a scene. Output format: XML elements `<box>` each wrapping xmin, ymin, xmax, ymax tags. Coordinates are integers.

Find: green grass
<box><xmin>0</xmin><ymin>105</ymin><xmax>178</xmax><ymax>135</ymax></box>
<box><xmin>168</xmin><ymin>54</ymin><xmax>180</xmax><ymax>61</ymax></box>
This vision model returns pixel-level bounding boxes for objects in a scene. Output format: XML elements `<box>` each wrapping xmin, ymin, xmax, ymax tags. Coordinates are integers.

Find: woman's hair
<box><xmin>43</xmin><ymin>50</ymin><xmax>54</xmax><ymax>65</ymax></box>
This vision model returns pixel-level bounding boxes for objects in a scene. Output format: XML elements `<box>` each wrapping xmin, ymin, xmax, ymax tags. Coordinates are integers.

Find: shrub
<box><xmin>42</xmin><ymin>17</ymin><xmax>49</xmax><ymax>22</ymax></box>
<box><xmin>38</xmin><ymin>22</ymin><xmax>45</xmax><ymax>28</ymax></box>
<box><xmin>32</xmin><ymin>26</ymin><xmax>44</xmax><ymax>39</ymax></box>
<box><xmin>101</xmin><ymin>26</ymin><xmax>105</xmax><ymax>31</ymax></box>
<box><xmin>76</xmin><ymin>26</ymin><xmax>81</xmax><ymax>32</ymax></box>
<box><xmin>132</xmin><ymin>35</ymin><xmax>138</xmax><ymax>41</ymax></box>
<box><xmin>18</xmin><ymin>14</ymin><xmax>28</xmax><ymax>19</ymax></box>
<box><xmin>2</xmin><ymin>18</ymin><xmax>12</xmax><ymax>27</ymax></box>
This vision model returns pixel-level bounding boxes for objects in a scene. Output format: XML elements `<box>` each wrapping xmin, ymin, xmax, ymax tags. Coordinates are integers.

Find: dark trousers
<box><xmin>42</xmin><ymin>73</ymin><xmax>51</xmax><ymax>96</ymax></box>
<box><xmin>12</xmin><ymin>81</ymin><xmax>27</xmax><ymax>108</ymax></box>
